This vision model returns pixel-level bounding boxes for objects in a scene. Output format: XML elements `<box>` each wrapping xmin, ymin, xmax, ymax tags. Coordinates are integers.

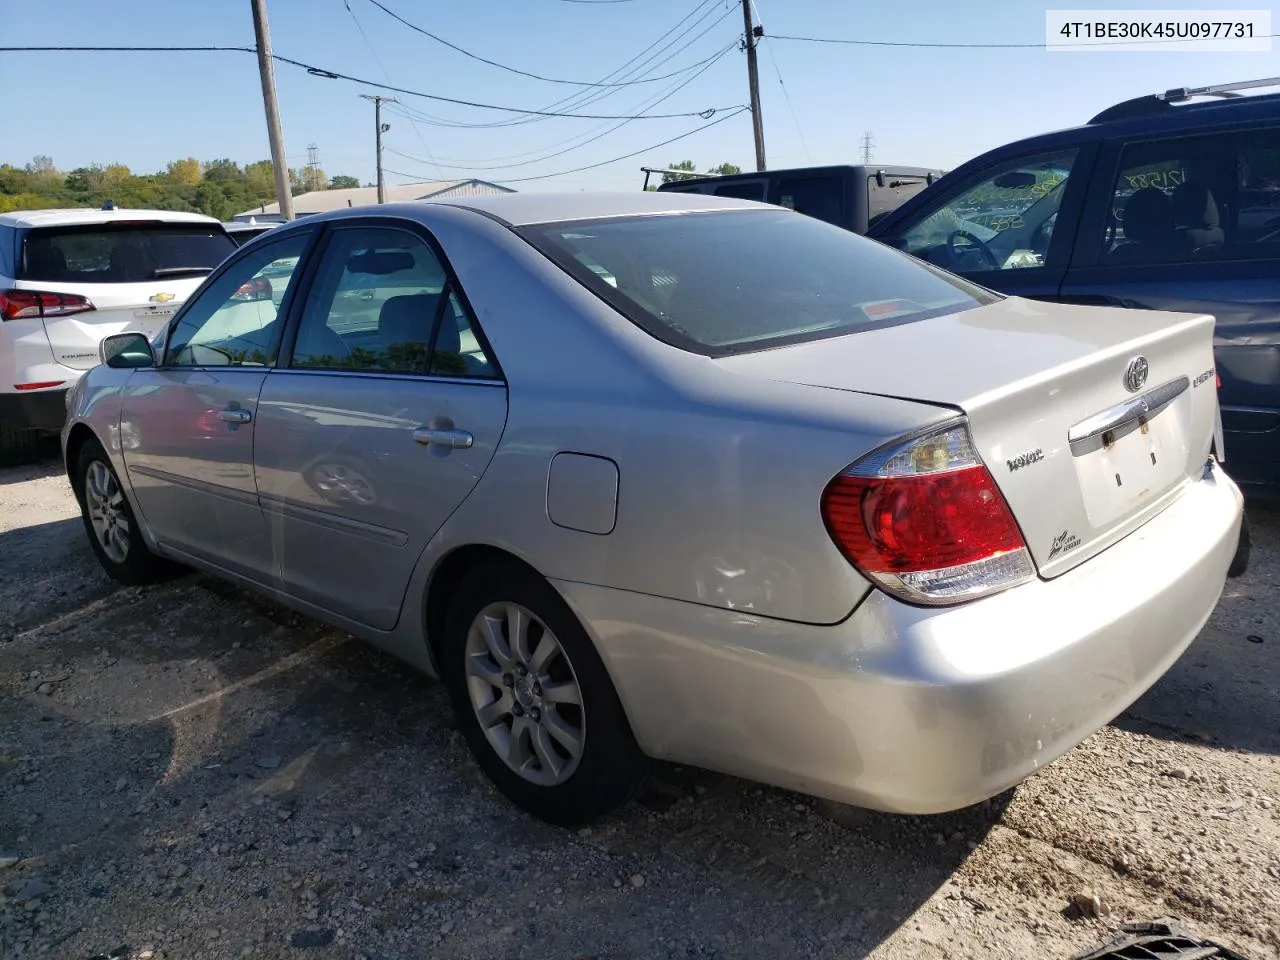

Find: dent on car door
<box><xmin>119</xmin><ymin>231</ymin><xmax>312</xmax><ymax>579</ymax></box>
<box><xmin>1059</xmin><ymin>126</ymin><xmax>1280</xmax><ymax>491</ymax></box>
<box><xmin>254</xmin><ymin>223</ymin><xmax>508</xmax><ymax>630</ymax></box>
<box><xmin>874</xmin><ymin>144</ymin><xmax>1095</xmax><ymax>300</ymax></box>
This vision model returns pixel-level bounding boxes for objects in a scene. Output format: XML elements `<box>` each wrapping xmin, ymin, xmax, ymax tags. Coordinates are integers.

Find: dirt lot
<box><xmin>1</xmin><ymin>455</ymin><xmax>1278</xmax><ymax>960</ymax></box>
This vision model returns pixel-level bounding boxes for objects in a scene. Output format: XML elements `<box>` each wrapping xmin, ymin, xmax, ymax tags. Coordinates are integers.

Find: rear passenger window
<box><xmin>290</xmin><ymin>227</ymin><xmax>496</xmax><ymax>379</ymax></box>
<box><xmin>714</xmin><ymin>182</ymin><xmax>766</xmax><ymax>201</ymax></box>
<box><xmin>1100</xmin><ymin>128</ymin><xmax>1280</xmax><ymax>265</ymax></box>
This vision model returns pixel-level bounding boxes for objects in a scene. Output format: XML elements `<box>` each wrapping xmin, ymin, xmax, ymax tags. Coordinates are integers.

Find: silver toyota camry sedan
<box><xmin>62</xmin><ymin>192</ymin><xmax>1246</xmax><ymax>826</ymax></box>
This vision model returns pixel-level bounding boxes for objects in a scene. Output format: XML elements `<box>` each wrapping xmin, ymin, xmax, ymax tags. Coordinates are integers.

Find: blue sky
<box><xmin>2</xmin><ymin>0</ymin><xmax>1277</xmax><ymax>193</ymax></box>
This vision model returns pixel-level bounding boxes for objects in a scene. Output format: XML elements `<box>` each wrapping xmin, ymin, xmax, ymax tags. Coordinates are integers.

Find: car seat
<box><xmin>1108</xmin><ymin>187</ymin><xmax>1176</xmax><ymax>265</ymax></box>
<box><xmin>1171</xmin><ymin>182</ymin><xmax>1225</xmax><ymax>259</ymax></box>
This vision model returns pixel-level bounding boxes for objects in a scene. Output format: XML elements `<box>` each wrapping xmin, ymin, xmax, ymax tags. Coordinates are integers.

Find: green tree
<box><xmin>662</xmin><ymin>160</ymin><xmax>699</xmax><ymax>184</ymax></box>
<box><xmin>707</xmin><ymin>162</ymin><xmax>741</xmax><ymax>176</ymax></box>
<box><xmin>329</xmin><ymin>175</ymin><xmax>360</xmax><ymax>189</ymax></box>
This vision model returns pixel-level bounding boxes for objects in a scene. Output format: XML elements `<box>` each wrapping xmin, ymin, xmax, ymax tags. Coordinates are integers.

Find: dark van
<box><xmin>656</xmin><ymin>164</ymin><xmax>945</xmax><ymax>235</ymax></box>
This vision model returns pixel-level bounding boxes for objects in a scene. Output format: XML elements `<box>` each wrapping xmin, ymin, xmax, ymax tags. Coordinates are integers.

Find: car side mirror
<box><xmin>100</xmin><ymin>332</ymin><xmax>155</xmax><ymax>369</ymax></box>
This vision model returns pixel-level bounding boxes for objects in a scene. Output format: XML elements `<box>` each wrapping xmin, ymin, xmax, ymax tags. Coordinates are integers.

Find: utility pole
<box><xmin>861</xmin><ymin>131</ymin><xmax>875</xmax><ymax>164</ymax></box>
<box><xmin>741</xmin><ymin>0</ymin><xmax>766</xmax><ymax>172</ymax></box>
<box><xmin>250</xmin><ymin>0</ymin><xmax>294</xmax><ymax>220</ymax></box>
<box><xmin>360</xmin><ymin>95</ymin><xmax>396</xmax><ymax>203</ymax></box>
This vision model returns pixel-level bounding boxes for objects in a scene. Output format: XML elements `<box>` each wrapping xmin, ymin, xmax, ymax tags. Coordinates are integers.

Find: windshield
<box><xmin>21</xmin><ymin>223</ymin><xmax>236</xmax><ymax>284</ymax></box>
<box><xmin>520</xmin><ymin>210</ymin><xmax>997</xmax><ymax>356</ymax></box>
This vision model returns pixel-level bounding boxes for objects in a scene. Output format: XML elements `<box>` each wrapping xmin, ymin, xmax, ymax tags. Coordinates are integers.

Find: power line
<box><xmin>0</xmin><ymin>44</ymin><xmax>739</xmax><ymax>120</ymax></box>
<box><xmin>364</xmin><ymin>0</ymin><xmax>726</xmax><ymax>88</ymax></box>
<box><xmin>382</xmin><ymin>41</ymin><xmax>738</xmax><ymax>172</ymax></box>
<box><xmin>343</xmin><ymin>0</ymin><xmax>443</xmax><ymax>178</ymax></box>
<box><xmin>385</xmin><ymin>105</ymin><xmax>750</xmax><ymax>185</ymax></box>
<box><xmin>455</xmin><ymin>0</ymin><xmax>732</xmax><ymax>131</ymax></box>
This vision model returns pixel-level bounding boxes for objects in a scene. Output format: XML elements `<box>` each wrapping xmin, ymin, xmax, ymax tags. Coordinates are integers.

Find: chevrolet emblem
<box><xmin>150</xmin><ymin>293</ymin><xmax>176</xmax><ymax>303</ymax></box>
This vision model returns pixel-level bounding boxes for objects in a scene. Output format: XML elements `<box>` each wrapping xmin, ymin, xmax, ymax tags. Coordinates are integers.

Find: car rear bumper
<box><xmin>557</xmin><ymin>461</ymin><xmax>1243</xmax><ymax>813</ymax></box>
<box><xmin>0</xmin><ymin>387</ymin><xmax>68</xmax><ymax>433</ymax></box>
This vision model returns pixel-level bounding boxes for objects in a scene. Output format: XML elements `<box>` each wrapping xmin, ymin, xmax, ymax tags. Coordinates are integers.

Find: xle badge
<box><xmin>1047</xmin><ymin>530</ymin><xmax>1082</xmax><ymax>561</ymax></box>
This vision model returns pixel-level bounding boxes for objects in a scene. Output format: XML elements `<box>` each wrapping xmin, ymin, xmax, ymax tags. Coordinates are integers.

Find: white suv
<box><xmin>0</xmin><ymin>205</ymin><xmax>236</xmax><ymax>462</ymax></box>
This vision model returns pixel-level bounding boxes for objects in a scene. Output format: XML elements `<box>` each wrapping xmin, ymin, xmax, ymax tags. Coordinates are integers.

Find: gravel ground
<box><xmin>1</xmin><ymin>455</ymin><xmax>1277</xmax><ymax>960</ymax></box>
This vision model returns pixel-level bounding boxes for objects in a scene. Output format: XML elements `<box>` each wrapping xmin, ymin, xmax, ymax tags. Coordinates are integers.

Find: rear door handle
<box><xmin>413</xmin><ymin>427</ymin><xmax>473</xmax><ymax>449</ymax></box>
<box><xmin>217</xmin><ymin>407</ymin><xmax>253</xmax><ymax>424</ymax></box>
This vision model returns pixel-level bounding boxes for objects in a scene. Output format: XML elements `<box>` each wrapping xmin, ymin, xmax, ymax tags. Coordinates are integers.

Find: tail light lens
<box><xmin>232</xmin><ymin>277</ymin><xmax>272</xmax><ymax>302</ymax></box>
<box><xmin>0</xmin><ymin>289</ymin><xmax>95</xmax><ymax>321</ymax></box>
<box><xmin>821</xmin><ymin>421</ymin><xmax>1035</xmax><ymax>605</ymax></box>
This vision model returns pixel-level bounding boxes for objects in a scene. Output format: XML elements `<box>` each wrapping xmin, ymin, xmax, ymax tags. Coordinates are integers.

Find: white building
<box><xmin>234</xmin><ymin>178</ymin><xmax>514</xmax><ymax>220</ymax></box>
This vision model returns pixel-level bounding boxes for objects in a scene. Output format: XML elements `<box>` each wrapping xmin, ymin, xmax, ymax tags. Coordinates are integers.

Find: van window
<box><xmin>867</xmin><ymin>175</ymin><xmax>931</xmax><ymax>224</ymax></box>
<box><xmin>714</xmin><ymin>182</ymin><xmax>766</xmax><ymax>201</ymax></box>
<box><xmin>774</xmin><ymin>176</ymin><xmax>845</xmax><ymax>227</ymax></box>
<box><xmin>880</xmin><ymin>149</ymin><xmax>1078</xmax><ymax>274</ymax></box>
<box><xmin>1099</xmin><ymin>128</ymin><xmax>1280</xmax><ymax>265</ymax></box>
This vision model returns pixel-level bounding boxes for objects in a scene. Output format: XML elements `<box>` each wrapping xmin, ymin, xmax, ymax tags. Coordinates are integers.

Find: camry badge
<box><xmin>150</xmin><ymin>293</ymin><xmax>176</xmax><ymax>303</ymax></box>
<box><xmin>1124</xmin><ymin>356</ymin><xmax>1149</xmax><ymax>393</ymax></box>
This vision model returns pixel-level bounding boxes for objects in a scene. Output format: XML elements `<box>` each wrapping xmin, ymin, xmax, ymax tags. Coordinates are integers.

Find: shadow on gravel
<box><xmin>0</xmin><ymin>445</ymin><xmax>63</xmax><ymax>485</ymax></box>
<box><xmin>1115</xmin><ymin>503</ymin><xmax>1280</xmax><ymax>756</ymax></box>
<box><xmin>1</xmin><ymin>572</ymin><xmax>1009</xmax><ymax>958</ymax></box>
<box><xmin>0</xmin><ymin>516</ymin><xmax>116</xmax><ymax>639</ymax></box>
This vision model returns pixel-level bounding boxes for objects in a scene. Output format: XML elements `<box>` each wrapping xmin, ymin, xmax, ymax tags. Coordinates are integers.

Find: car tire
<box><xmin>442</xmin><ymin>558</ymin><xmax>650</xmax><ymax>826</ymax></box>
<box><xmin>73</xmin><ymin>437</ymin><xmax>175</xmax><ymax>585</ymax></box>
<box><xmin>0</xmin><ymin>423</ymin><xmax>47</xmax><ymax>467</ymax></box>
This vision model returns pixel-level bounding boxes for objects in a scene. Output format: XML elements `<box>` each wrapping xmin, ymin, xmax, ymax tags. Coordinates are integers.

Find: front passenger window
<box><xmin>164</xmin><ymin>233</ymin><xmax>309</xmax><ymax>367</ymax></box>
<box><xmin>884</xmin><ymin>149</ymin><xmax>1078</xmax><ymax>274</ymax></box>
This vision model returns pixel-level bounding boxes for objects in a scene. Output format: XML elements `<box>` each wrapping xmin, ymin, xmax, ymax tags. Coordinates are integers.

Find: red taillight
<box><xmin>821</xmin><ymin>422</ymin><xmax>1034</xmax><ymax>605</ymax></box>
<box><xmin>14</xmin><ymin>381</ymin><xmax>65</xmax><ymax>391</ymax></box>
<box><xmin>0</xmin><ymin>289</ymin><xmax>95</xmax><ymax>321</ymax></box>
<box><xmin>232</xmin><ymin>277</ymin><xmax>272</xmax><ymax>302</ymax></box>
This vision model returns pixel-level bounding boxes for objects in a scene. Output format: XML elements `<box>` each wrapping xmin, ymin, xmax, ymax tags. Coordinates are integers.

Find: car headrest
<box><xmin>377</xmin><ymin>293</ymin><xmax>440</xmax><ymax>348</ymax></box>
<box><xmin>1172</xmin><ymin>182</ymin><xmax>1220</xmax><ymax>230</ymax></box>
<box><xmin>1121</xmin><ymin>187</ymin><xmax>1174</xmax><ymax>245</ymax></box>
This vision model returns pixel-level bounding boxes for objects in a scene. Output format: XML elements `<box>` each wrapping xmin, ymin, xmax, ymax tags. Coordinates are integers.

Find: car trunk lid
<box><xmin>715</xmin><ymin>296</ymin><xmax>1220</xmax><ymax>577</ymax></box>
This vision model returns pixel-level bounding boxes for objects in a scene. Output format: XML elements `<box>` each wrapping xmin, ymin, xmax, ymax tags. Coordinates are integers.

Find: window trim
<box><xmin>156</xmin><ymin>226</ymin><xmax>320</xmax><ymax>370</ymax></box>
<box><xmin>877</xmin><ymin>142</ymin><xmax>1098</xmax><ymax>280</ymax></box>
<box><xmin>274</xmin><ymin>218</ymin><xmax>505</xmax><ymax>384</ymax></box>
<box><xmin>517</xmin><ymin>208</ymin><xmax>1000</xmax><ymax>359</ymax></box>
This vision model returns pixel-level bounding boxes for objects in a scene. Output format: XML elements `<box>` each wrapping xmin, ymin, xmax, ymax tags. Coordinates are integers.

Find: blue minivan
<box><xmin>867</xmin><ymin>78</ymin><xmax>1280</xmax><ymax>501</ymax></box>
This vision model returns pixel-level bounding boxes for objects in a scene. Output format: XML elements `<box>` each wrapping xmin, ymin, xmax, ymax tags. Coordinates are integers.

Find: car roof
<box><xmin>981</xmin><ymin>88</ymin><xmax>1280</xmax><ymax>158</ymax></box>
<box><xmin>0</xmin><ymin>208</ymin><xmax>223</xmax><ymax>229</ymax></box>
<box><xmin>368</xmin><ymin>191</ymin><xmax>768</xmax><ymax>227</ymax></box>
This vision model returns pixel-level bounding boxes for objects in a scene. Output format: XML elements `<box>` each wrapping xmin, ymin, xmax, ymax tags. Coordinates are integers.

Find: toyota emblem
<box><xmin>1124</xmin><ymin>356</ymin><xmax>1149</xmax><ymax>393</ymax></box>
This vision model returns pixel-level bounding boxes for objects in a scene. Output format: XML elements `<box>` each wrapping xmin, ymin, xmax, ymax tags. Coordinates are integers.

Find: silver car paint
<box><xmin>62</xmin><ymin>193</ymin><xmax>1243</xmax><ymax>813</ymax></box>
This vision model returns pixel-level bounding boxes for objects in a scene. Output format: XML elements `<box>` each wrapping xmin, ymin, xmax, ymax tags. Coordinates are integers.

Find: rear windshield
<box><xmin>21</xmin><ymin>223</ymin><xmax>236</xmax><ymax>284</ymax></box>
<box><xmin>520</xmin><ymin>209</ymin><xmax>997</xmax><ymax>356</ymax></box>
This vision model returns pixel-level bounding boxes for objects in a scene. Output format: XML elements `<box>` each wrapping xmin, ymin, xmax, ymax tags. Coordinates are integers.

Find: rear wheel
<box><xmin>442</xmin><ymin>559</ymin><xmax>650</xmax><ymax>826</ymax></box>
<box><xmin>74</xmin><ymin>438</ymin><xmax>175</xmax><ymax>585</ymax></box>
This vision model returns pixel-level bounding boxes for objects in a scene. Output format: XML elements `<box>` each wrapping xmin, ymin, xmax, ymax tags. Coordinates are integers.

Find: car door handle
<box><xmin>216</xmin><ymin>407</ymin><xmax>253</xmax><ymax>424</ymax></box>
<box><xmin>412</xmin><ymin>427</ymin><xmax>473</xmax><ymax>449</ymax></box>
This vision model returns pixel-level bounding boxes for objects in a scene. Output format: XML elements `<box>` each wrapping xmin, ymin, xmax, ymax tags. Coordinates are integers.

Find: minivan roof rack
<box><xmin>1089</xmin><ymin>76</ymin><xmax>1280</xmax><ymax>123</ymax></box>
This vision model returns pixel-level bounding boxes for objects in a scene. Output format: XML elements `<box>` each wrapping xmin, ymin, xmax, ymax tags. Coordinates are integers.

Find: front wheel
<box><xmin>74</xmin><ymin>437</ymin><xmax>175</xmax><ymax>585</ymax></box>
<box><xmin>442</xmin><ymin>559</ymin><xmax>650</xmax><ymax>826</ymax></box>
